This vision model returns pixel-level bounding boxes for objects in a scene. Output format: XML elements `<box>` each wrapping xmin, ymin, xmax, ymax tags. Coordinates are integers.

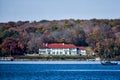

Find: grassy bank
<box><xmin>13</xmin><ymin>55</ymin><xmax>96</xmax><ymax>61</ymax></box>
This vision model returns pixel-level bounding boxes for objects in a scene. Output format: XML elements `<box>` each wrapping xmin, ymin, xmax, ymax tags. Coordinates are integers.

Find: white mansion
<box><xmin>39</xmin><ymin>43</ymin><xmax>86</xmax><ymax>55</ymax></box>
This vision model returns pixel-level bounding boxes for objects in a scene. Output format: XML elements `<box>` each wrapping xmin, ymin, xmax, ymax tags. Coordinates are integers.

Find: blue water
<box><xmin>0</xmin><ymin>62</ymin><xmax>120</xmax><ymax>80</ymax></box>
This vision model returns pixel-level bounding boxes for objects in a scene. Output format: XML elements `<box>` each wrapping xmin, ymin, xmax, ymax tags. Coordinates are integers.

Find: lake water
<box><xmin>0</xmin><ymin>61</ymin><xmax>120</xmax><ymax>80</ymax></box>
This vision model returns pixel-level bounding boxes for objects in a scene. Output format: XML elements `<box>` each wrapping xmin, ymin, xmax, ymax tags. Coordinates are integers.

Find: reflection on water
<box><xmin>0</xmin><ymin>62</ymin><xmax>120</xmax><ymax>80</ymax></box>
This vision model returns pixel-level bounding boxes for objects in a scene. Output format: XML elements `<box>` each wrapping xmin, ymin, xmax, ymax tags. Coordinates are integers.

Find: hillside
<box><xmin>0</xmin><ymin>19</ymin><xmax>120</xmax><ymax>58</ymax></box>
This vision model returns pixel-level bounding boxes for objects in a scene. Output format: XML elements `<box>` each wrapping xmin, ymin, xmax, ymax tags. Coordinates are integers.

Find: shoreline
<box><xmin>0</xmin><ymin>60</ymin><xmax>119</xmax><ymax>64</ymax></box>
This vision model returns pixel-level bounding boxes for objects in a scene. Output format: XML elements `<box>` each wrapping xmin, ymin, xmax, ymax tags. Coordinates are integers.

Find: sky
<box><xmin>0</xmin><ymin>0</ymin><xmax>120</xmax><ymax>22</ymax></box>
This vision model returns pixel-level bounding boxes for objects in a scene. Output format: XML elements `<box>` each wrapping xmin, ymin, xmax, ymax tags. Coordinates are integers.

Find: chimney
<box><xmin>46</xmin><ymin>43</ymin><xmax>48</xmax><ymax>46</ymax></box>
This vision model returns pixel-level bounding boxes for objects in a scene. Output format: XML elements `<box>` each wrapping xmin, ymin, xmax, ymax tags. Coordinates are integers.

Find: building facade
<box><xmin>39</xmin><ymin>43</ymin><xmax>86</xmax><ymax>55</ymax></box>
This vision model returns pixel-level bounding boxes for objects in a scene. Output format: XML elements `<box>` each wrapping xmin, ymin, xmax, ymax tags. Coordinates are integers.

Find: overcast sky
<box><xmin>0</xmin><ymin>0</ymin><xmax>120</xmax><ymax>22</ymax></box>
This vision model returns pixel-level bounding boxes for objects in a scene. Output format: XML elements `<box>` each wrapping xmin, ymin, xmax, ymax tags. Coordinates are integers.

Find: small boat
<box><xmin>101</xmin><ymin>61</ymin><xmax>118</xmax><ymax>65</ymax></box>
<box><xmin>0</xmin><ymin>57</ymin><xmax>14</xmax><ymax>61</ymax></box>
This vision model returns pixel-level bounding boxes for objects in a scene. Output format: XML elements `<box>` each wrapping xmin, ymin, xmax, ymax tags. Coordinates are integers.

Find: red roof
<box><xmin>78</xmin><ymin>47</ymin><xmax>86</xmax><ymax>50</ymax></box>
<box><xmin>43</xmin><ymin>43</ymin><xmax>76</xmax><ymax>48</ymax></box>
<box><xmin>42</xmin><ymin>43</ymin><xmax>86</xmax><ymax>50</ymax></box>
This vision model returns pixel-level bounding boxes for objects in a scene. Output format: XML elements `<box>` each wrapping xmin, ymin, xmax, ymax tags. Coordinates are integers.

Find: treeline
<box><xmin>0</xmin><ymin>19</ymin><xmax>120</xmax><ymax>57</ymax></box>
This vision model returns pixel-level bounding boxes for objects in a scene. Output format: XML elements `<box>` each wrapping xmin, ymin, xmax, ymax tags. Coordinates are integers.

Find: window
<box><xmin>48</xmin><ymin>52</ymin><xmax>50</xmax><ymax>54</ymax></box>
<box><xmin>52</xmin><ymin>52</ymin><xmax>55</xmax><ymax>55</ymax></box>
<box><xmin>65</xmin><ymin>51</ymin><xmax>67</xmax><ymax>54</ymax></box>
<box><xmin>47</xmin><ymin>49</ymin><xmax>51</xmax><ymax>54</ymax></box>
<box><xmin>60</xmin><ymin>52</ymin><xmax>62</xmax><ymax>55</ymax></box>
<box><xmin>57</xmin><ymin>52</ymin><xmax>58</xmax><ymax>54</ymax></box>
